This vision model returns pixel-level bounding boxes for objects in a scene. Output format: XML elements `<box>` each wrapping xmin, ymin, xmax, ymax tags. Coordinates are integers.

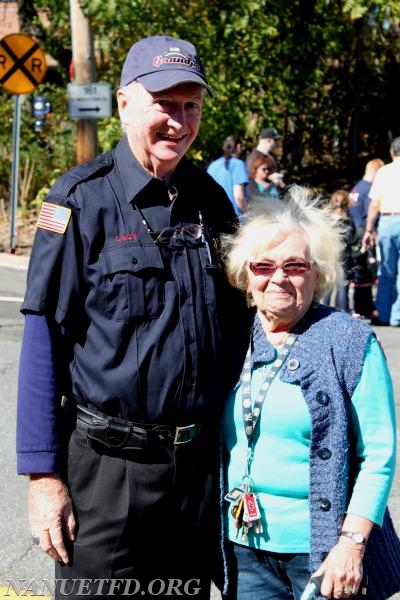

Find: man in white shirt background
<box><xmin>363</xmin><ymin>137</ymin><xmax>400</xmax><ymax>326</ymax></box>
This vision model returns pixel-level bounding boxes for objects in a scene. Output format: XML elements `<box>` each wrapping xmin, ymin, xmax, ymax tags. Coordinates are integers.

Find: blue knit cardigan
<box><xmin>221</xmin><ymin>303</ymin><xmax>400</xmax><ymax>600</ymax></box>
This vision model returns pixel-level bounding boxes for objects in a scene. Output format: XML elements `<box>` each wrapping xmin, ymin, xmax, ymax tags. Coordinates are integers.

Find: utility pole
<box><xmin>69</xmin><ymin>0</ymin><xmax>98</xmax><ymax>163</ymax></box>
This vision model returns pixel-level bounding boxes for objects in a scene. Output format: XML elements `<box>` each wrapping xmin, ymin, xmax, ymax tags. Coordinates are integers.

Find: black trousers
<box><xmin>55</xmin><ymin>426</ymin><xmax>218</xmax><ymax>599</ymax></box>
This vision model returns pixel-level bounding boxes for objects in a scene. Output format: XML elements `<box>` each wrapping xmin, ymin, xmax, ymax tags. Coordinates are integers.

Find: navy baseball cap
<box><xmin>260</xmin><ymin>128</ymin><xmax>281</xmax><ymax>140</ymax></box>
<box><xmin>120</xmin><ymin>35</ymin><xmax>214</xmax><ymax>96</ymax></box>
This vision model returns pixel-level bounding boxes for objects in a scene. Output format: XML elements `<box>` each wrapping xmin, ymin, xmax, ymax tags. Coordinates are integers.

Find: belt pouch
<box><xmin>85</xmin><ymin>418</ymin><xmax>148</xmax><ymax>452</ymax></box>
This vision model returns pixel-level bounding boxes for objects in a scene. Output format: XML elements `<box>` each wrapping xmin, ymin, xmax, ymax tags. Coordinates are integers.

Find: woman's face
<box><xmin>246</xmin><ymin>226</ymin><xmax>317</xmax><ymax>330</ymax></box>
<box><xmin>254</xmin><ymin>162</ymin><xmax>270</xmax><ymax>183</ymax></box>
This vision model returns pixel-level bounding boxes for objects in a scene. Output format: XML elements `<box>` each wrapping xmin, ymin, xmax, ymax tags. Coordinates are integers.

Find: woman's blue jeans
<box><xmin>228</xmin><ymin>542</ymin><xmax>311</xmax><ymax>600</ymax></box>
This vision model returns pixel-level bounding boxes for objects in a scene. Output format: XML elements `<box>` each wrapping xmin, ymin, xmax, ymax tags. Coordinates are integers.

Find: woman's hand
<box><xmin>312</xmin><ymin>537</ymin><xmax>365</xmax><ymax>598</ymax></box>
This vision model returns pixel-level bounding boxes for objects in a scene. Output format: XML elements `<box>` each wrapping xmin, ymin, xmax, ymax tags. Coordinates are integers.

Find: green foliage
<box><xmin>0</xmin><ymin>91</ymin><xmax>13</xmax><ymax>203</ymax></box>
<box><xmin>0</xmin><ymin>83</ymin><xmax>76</xmax><ymax>211</ymax></box>
<box><xmin>1</xmin><ymin>0</ymin><xmax>400</xmax><ymax>213</ymax></box>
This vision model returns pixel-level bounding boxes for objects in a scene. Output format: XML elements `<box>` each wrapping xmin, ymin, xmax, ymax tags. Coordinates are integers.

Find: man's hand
<box><xmin>269</xmin><ymin>172</ymin><xmax>286</xmax><ymax>189</ymax></box>
<box><xmin>361</xmin><ymin>229</ymin><xmax>375</xmax><ymax>251</ymax></box>
<box><xmin>28</xmin><ymin>473</ymin><xmax>76</xmax><ymax>564</ymax></box>
<box><xmin>362</xmin><ymin>199</ymin><xmax>380</xmax><ymax>250</ymax></box>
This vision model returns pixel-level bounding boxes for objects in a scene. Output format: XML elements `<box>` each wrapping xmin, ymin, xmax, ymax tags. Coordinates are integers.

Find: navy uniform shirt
<box><xmin>18</xmin><ymin>137</ymin><xmax>249</xmax><ymax>473</ymax></box>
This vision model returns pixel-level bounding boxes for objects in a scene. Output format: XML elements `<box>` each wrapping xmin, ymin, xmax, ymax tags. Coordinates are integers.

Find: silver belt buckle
<box><xmin>173</xmin><ymin>424</ymin><xmax>197</xmax><ymax>445</ymax></box>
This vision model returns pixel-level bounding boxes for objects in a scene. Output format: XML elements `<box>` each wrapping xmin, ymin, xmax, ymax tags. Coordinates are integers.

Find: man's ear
<box><xmin>116</xmin><ymin>89</ymin><xmax>128</xmax><ymax>109</ymax></box>
<box><xmin>116</xmin><ymin>89</ymin><xmax>129</xmax><ymax>125</ymax></box>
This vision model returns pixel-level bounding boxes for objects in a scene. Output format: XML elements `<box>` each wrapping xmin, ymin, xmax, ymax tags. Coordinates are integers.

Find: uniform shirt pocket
<box><xmin>100</xmin><ymin>245</ymin><xmax>165</xmax><ymax>321</ymax></box>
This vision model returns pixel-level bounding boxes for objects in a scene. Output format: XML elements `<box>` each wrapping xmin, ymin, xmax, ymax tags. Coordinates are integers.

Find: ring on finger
<box><xmin>344</xmin><ymin>588</ymin><xmax>353</xmax><ymax>594</ymax></box>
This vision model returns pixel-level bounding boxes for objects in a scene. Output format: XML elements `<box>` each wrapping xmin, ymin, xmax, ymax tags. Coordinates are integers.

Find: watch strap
<box><xmin>340</xmin><ymin>530</ymin><xmax>367</xmax><ymax>545</ymax></box>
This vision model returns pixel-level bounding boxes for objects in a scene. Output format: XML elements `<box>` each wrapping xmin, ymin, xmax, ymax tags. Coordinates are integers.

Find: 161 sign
<box><xmin>68</xmin><ymin>82</ymin><xmax>112</xmax><ymax>120</ymax></box>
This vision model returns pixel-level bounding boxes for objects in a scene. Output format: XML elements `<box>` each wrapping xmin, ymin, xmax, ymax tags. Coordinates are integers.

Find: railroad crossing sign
<box><xmin>0</xmin><ymin>33</ymin><xmax>47</xmax><ymax>94</ymax></box>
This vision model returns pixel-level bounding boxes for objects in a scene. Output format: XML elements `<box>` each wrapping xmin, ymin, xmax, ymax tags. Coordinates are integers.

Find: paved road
<box><xmin>0</xmin><ymin>253</ymin><xmax>398</xmax><ymax>598</ymax></box>
<box><xmin>0</xmin><ymin>256</ymin><xmax>54</xmax><ymax>592</ymax></box>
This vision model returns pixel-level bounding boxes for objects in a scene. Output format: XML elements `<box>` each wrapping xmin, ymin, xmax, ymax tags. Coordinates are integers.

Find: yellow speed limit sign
<box><xmin>0</xmin><ymin>33</ymin><xmax>47</xmax><ymax>94</ymax></box>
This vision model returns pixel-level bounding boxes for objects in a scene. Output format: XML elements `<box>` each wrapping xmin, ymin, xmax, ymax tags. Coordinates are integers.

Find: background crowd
<box><xmin>207</xmin><ymin>130</ymin><xmax>400</xmax><ymax>328</ymax></box>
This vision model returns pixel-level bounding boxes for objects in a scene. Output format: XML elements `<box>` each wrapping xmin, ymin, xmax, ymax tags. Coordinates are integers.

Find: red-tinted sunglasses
<box><xmin>248</xmin><ymin>261</ymin><xmax>312</xmax><ymax>276</ymax></box>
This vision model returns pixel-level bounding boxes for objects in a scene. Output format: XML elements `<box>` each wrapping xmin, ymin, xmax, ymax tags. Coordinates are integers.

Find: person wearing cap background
<box><xmin>17</xmin><ymin>35</ymin><xmax>249</xmax><ymax>598</ymax></box>
<box><xmin>245</xmin><ymin>127</ymin><xmax>286</xmax><ymax>190</ymax></box>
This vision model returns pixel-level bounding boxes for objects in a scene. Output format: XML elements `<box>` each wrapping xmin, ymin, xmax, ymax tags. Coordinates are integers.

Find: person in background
<box><xmin>207</xmin><ymin>135</ymin><xmax>249</xmax><ymax>218</ymax></box>
<box><xmin>246</xmin><ymin>154</ymin><xmax>281</xmax><ymax>202</ymax></box>
<box><xmin>321</xmin><ymin>189</ymin><xmax>356</xmax><ymax>313</ymax></box>
<box><xmin>16</xmin><ymin>35</ymin><xmax>249</xmax><ymax>599</ymax></box>
<box><xmin>348</xmin><ymin>158</ymin><xmax>383</xmax><ymax>319</ymax></box>
<box><xmin>363</xmin><ymin>137</ymin><xmax>400</xmax><ymax>326</ymax></box>
<box><xmin>220</xmin><ymin>186</ymin><xmax>399</xmax><ymax>600</ymax></box>
<box><xmin>349</xmin><ymin>159</ymin><xmax>384</xmax><ymax>230</ymax></box>
<box><xmin>245</xmin><ymin>128</ymin><xmax>286</xmax><ymax>190</ymax></box>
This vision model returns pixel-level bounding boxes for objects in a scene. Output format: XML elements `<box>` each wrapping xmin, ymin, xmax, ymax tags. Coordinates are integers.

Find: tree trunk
<box><xmin>69</xmin><ymin>0</ymin><xmax>98</xmax><ymax>164</ymax></box>
<box><xmin>17</xmin><ymin>0</ymin><xmax>42</xmax><ymax>39</ymax></box>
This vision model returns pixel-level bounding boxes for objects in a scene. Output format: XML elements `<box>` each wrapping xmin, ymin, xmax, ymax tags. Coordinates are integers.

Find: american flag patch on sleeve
<box><xmin>37</xmin><ymin>202</ymin><xmax>72</xmax><ymax>234</ymax></box>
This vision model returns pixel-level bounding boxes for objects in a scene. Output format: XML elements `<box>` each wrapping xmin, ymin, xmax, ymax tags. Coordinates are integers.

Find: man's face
<box><xmin>117</xmin><ymin>82</ymin><xmax>204</xmax><ymax>179</ymax></box>
<box><xmin>258</xmin><ymin>137</ymin><xmax>276</xmax><ymax>154</ymax></box>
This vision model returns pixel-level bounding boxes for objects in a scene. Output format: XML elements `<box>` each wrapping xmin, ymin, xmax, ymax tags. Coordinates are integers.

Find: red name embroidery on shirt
<box><xmin>115</xmin><ymin>233</ymin><xmax>139</xmax><ymax>242</ymax></box>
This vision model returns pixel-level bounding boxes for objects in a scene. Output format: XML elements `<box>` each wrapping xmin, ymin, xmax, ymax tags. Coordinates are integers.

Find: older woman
<box><xmin>220</xmin><ymin>186</ymin><xmax>399</xmax><ymax>600</ymax></box>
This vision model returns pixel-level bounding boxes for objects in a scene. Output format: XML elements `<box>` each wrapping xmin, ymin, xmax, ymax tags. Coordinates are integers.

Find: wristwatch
<box><xmin>340</xmin><ymin>531</ymin><xmax>367</xmax><ymax>545</ymax></box>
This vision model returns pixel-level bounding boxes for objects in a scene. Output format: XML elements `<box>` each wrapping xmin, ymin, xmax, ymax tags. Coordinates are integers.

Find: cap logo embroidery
<box><xmin>153</xmin><ymin>51</ymin><xmax>201</xmax><ymax>72</ymax></box>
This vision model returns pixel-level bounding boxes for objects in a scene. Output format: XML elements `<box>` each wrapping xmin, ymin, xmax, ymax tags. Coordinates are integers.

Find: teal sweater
<box><xmin>224</xmin><ymin>334</ymin><xmax>394</xmax><ymax>552</ymax></box>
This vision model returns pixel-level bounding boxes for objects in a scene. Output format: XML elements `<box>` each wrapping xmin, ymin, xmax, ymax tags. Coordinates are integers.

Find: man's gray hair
<box><xmin>390</xmin><ymin>137</ymin><xmax>400</xmax><ymax>156</ymax></box>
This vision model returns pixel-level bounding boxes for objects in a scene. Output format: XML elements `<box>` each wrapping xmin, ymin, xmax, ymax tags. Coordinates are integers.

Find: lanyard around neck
<box><xmin>241</xmin><ymin>331</ymin><xmax>299</xmax><ymax>474</ymax></box>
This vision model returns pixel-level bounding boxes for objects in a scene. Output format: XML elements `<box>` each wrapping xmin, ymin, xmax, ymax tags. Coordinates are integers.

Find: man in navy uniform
<box><xmin>17</xmin><ymin>35</ymin><xmax>248</xmax><ymax>598</ymax></box>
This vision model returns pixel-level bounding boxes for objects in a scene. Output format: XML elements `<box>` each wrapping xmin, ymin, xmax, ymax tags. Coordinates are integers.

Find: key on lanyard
<box><xmin>243</xmin><ymin>492</ymin><xmax>263</xmax><ymax>535</ymax></box>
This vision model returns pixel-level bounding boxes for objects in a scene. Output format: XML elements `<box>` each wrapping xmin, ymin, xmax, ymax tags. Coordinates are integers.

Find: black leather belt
<box><xmin>76</xmin><ymin>405</ymin><xmax>200</xmax><ymax>452</ymax></box>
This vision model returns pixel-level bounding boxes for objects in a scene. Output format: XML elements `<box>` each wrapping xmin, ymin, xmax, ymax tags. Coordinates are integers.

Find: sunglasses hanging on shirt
<box><xmin>134</xmin><ymin>203</ymin><xmax>212</xmax><ymax>262</ymax></box>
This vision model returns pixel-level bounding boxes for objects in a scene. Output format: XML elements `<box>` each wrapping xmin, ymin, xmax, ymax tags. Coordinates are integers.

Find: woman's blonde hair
<box><xmin>221</xmin><ymin>184</ymin><xmax>347</xmax><ymax>301</ymax></box>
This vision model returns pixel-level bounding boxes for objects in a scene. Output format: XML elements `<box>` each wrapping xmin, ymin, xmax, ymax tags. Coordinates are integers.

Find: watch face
<box><xmin>353</xmin><ymin>533</ymin><xmax>364</xmax><ymax>543</ymax></box>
